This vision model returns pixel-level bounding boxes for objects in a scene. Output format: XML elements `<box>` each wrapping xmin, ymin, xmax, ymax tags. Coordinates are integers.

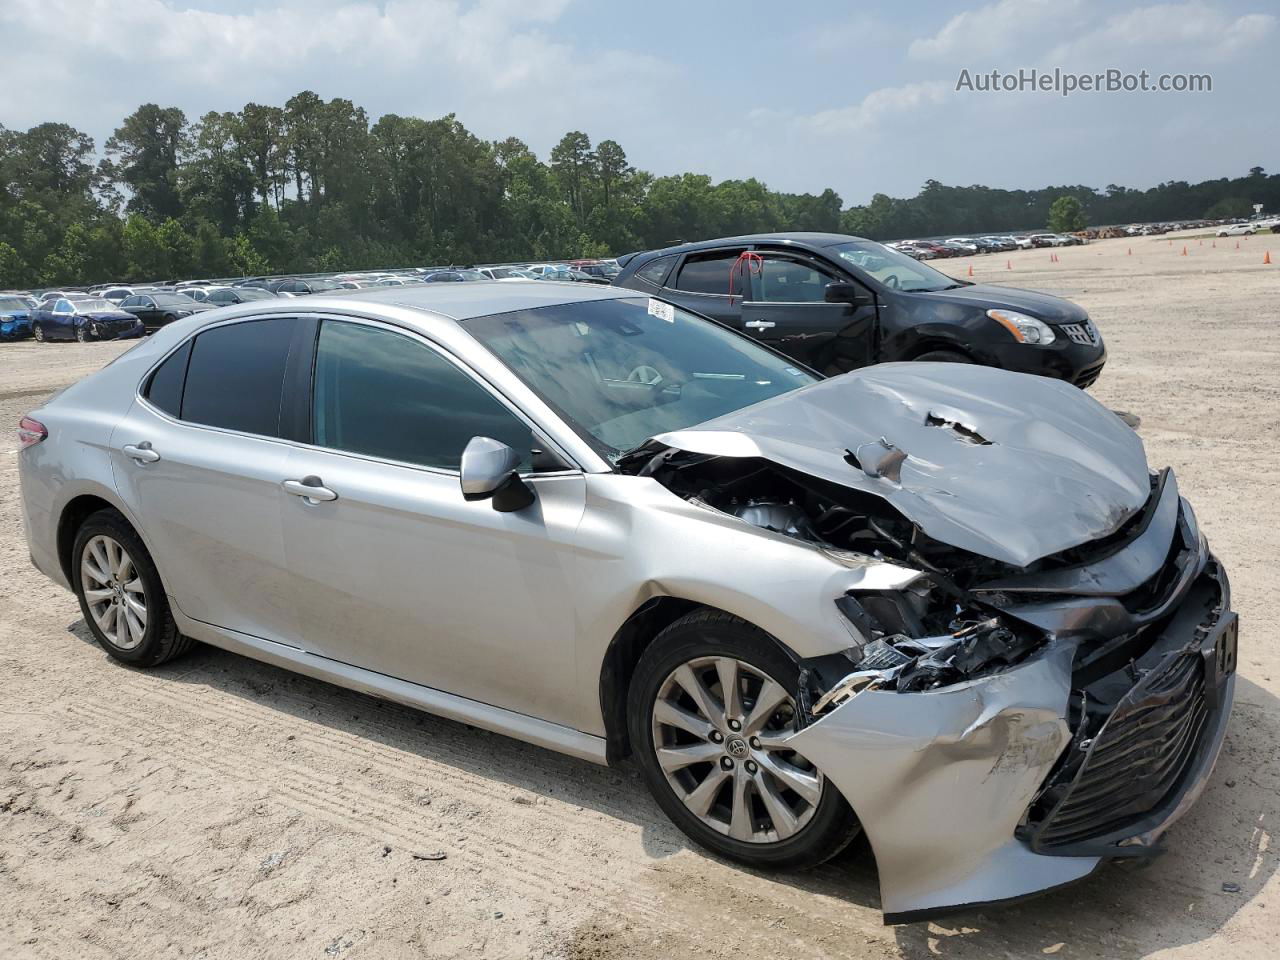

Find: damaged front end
<box><xmin>619</xmin><ymin>365</ymin><xmax>1238</xmax><ymax>921</ymax></box>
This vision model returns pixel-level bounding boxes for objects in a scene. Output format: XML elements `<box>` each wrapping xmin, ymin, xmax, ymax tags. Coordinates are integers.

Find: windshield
<box><xmin>237</xmin><ymin>287</ymin><xmax>273</xmax><ymax>299</ymax></box>
<box><xmin>465</xmin><ymin>297</ymin><xmax>816</xmax><ymax>459</ymax></box>
<box><xmin>152</xmin><ymin>294</ymin><xmax>196</xmax><ymax>306</ymax></box>
<box><xmin>828</xmin><ymin>239</ymin><xmax>961</xmax><ymax>292</ymax></box>
<box><xmin>0</xmin><ymin>297</ymin><xmax>29</xmax><ymax>311</ymax></box>
<box><xmin>73</xmin><ymin>299</ymin><xmax>117</xmax><ymax>312</ymax></box>
<box><xmin>309</xmin><ymin>279</ymin><xmax>343</xmax><ymax>292</ymax></box>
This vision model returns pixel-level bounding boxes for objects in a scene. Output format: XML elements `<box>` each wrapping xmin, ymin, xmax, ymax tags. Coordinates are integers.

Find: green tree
<box><xmin>1047</xmin><ymin>195</ymin><xmax>1087</xmax><ymax>233</ymax></box>
<box><xmin>1203</xmin><ymin>196</ymin><xmax>1253</xmax><ymax>219</ymax></box>
<box><xmin>105</xmin><ymin>105</ymin><xmax>188</xmax><ymax>219</ymax></box>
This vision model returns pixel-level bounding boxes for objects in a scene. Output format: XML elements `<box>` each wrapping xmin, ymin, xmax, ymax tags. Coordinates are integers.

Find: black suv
<box><xmin>613</xmin><ymin>233</ymin><xmax>1107</xmax><ymax>387</ymax></box>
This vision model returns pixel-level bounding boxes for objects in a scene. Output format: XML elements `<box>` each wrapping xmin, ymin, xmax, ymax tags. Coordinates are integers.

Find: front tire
<box><xmin>71</xmin><ymin>509</ymin><xmax>195</xmax><ymax>667</ymax></box>
<box><xmin>913</xmin><ymin>349</ymin><xmax>972</xmax><ymax>364</ymax></box>
<box><xmin>75</xmin><ymin>323</ymin><xmax>90</xmax><ymax>342</ymax></box>
<box><xmin>628</xmin><ymin>610</ymin><xmax>860</xmax><ymax>869</ymax></box>
<box><xmin>33</xmin><ymin>323</ymin><xmax>45</xmax><ymax>342</ymax></box>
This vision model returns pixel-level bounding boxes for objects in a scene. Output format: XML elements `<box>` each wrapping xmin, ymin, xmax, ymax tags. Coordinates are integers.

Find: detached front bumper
<box><xmin>787</xmin><ymin>556</ymin><xmax>1236</xmax><ymax>923</ymax></box>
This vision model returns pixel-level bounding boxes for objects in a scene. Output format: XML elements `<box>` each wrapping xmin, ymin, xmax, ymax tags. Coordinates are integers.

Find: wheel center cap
<box><xmin>726</xmin><ymin>736</ymin><xmax>749</xmax><ymax>758</ymax></box>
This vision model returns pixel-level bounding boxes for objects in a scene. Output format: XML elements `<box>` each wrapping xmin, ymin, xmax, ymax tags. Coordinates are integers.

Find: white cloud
<box><xmin>793</xmin><ymin>82</ymin><xmax>951</xmax><ymax>136</ymax></box>
<box><xmin>1046</xmin><ymin>3</ymin><xmax>1276</xmax><ymax>63</ymax></box>
<box><xmin>0</xmin><ymin>0</ymin><xmax>670</xmax><ymax>154</ymax></box>
<box><xmin>909</xmin><ymin>0</ymin><xmax>1084</xmax><ymax>61</ymax></box>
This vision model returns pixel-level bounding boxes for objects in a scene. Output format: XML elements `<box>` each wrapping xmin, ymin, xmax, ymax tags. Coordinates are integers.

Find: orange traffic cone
<box><xmin>1006</xmin><ymin>259</ymin><xmax>1012</xmax><ymax>270</ymax></box>
<box><xmin>967</xmin><ymin>263</ymin><xmax>974</xmax><ymax>277</ymax></box>
<box><xmin>1266</xmin><ymin>250</ymin><xmax>1273</xmax><ymax>265</ymax></box>
<box><xmin>1181</xmin><ymin>246</ymin><xmax>1188</xmax><ymax>256</ymax></box>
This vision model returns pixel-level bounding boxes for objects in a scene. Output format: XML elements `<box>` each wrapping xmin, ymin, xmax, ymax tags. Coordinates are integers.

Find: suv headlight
<box><xmin>987</xmin><ymin>309</ymin><xmax>1056</xmax><ymax>345</ymax></box>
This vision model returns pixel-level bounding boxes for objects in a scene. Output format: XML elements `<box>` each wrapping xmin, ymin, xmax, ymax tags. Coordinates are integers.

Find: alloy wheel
<box><xmin>33</xmin><ymin>324</ymin><xmax>44</xmax><ymax>342</ymax></box>
<box><xmin>76</xmin><ymin>324</ymin><xmax>89</xmax><ymax>342</ymax></box>
<box><xmin>80</xmin><ymin>535</ymin><xmax>148</xmax><ymax>650</ymax></box>
<box><xmin>651</xmin><ymin>656</ymin><xmax>822</xmax><ymax>843</ymax></box>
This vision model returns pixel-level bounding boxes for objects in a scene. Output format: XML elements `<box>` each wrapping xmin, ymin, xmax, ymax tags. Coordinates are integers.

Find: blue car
<box><xmin>31</xmin><ymin>297</ymin><xmax>146</xmax><ymax>343</ymax></box>
<box><xmin>0</xmin><ymin>294</ymin><xmax>34</xmax><ymax>341</ymax></box>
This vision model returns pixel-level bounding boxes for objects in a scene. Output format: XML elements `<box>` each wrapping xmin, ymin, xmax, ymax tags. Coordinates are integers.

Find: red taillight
<box><xmin>17</xmin><ymin>416</ymin><xmax>47</xmax><ymax>449</ymax></box>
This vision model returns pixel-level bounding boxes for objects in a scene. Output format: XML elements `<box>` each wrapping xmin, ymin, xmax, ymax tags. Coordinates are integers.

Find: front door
<box><xmin>740</xmin><ymin>253</ymin><xmax>877</xmax><ymax>374</ymax></box>
<box><xmin>279</xmin><ymin>318</ymin><xmax>586</xmax><ymax>728</ymax></box>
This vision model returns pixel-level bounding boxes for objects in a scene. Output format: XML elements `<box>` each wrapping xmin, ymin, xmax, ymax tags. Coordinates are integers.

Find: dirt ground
<box><xmin>2</xmin><ymin>231</ymin><xmax>1278</xmax><ymax>959</ymax></box>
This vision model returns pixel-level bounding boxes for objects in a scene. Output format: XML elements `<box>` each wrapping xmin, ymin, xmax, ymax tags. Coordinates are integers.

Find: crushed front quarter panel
<box><xmin>650</xmin><ymin>362</ymin><xmax>1150</xmax><ymax>567</ymax></box>
<box><xmin>786</xmin><ymin>642</ymin><xmax>1101</xmax><ymax>920</ymax></box>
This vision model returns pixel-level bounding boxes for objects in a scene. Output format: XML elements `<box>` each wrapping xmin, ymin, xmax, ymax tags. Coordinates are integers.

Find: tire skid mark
<box><xmin>64</xmin><ymin>698</ymin><xmax>679</xmax><ymax>923</ymax></box>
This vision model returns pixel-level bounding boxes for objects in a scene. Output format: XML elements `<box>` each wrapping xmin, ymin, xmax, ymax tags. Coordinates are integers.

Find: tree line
<box><xmin>1</xmin><ymin>92</ymin><xmax>1276</xmax><ymax>287</ymax></box>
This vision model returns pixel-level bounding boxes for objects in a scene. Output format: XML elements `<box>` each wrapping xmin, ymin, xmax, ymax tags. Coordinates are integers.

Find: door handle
<box><xmin>745</xmin><ymin>319</ymin><xmax>776</xmax><ymax>330</ymax></box>
<box><xmin>282</xmin><ymin>476</ymin><xmax>338</xmax><ymax>503</ymax></box>
<box><xmin>122</xmin><ymin>442</ymin><xmax>161</xmax><ymax>463</ymax></box>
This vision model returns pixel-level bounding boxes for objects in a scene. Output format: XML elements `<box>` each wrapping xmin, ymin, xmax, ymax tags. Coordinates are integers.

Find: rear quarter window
<box><xmin>144</xmin><ymin>340</ymin><xmax>193</xmax><ymax>417</ymax></box>
<box><xmin>635</xmin><ymin>255</ymin><xmax>676</xmax><ymax>288</ymax></box>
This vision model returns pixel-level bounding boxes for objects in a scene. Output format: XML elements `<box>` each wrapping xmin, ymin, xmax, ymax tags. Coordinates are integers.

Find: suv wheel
<box><xmin>33</xmin><ymin>323</ymin><xmax>45</xmax><ymax>342</ymax></box>
<box><xmin>71</xmin><ymin>509</ymin><xmax>195</xmax><ymax>667</ymax></box>
<box><xmin>628</xmin><ymin>610</ymin><xmax>860</xmax><ymax>869</ymax></box>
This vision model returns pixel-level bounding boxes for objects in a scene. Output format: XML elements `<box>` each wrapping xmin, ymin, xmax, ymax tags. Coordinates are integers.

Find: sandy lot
<box><xmin>2</xmin><ymin>232</ymin><xmax>1278</xmax><ymax>959</ymax></box>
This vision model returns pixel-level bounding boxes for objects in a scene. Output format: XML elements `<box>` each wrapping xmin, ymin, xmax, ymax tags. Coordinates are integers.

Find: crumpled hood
<box><xmin>650</xmin><ymin>362</ymin><xmax>1151</xmax><ymax>567</ymax></box>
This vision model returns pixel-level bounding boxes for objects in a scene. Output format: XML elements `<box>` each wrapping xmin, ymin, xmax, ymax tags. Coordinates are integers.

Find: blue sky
<box><xmin>1</xmin><ymin>0</ymin><xmax>1273</xmax><ymax>204</ymax></box>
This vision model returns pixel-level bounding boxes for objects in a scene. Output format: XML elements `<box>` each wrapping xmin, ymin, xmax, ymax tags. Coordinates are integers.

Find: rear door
<box><xmin>739</xmin><ymin>252</ymin><xmax>877</xmax><ymax>374</ymax></box>
<box><xmin>109</xmin><ymin>315</ymin><xmax>309</xmax><ymax>645</ymax></box>
<box><xmin>660</xmin><ymin>248</ymin><xmax>749</xmax><ymax>328</ymax></box>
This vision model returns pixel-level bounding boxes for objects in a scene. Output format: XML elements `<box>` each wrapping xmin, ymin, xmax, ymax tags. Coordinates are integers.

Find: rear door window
<box><xmin>673</xmin><ymin>251</ymin><xmax>745</xmax><ymax>296</ymax></box>
<box><xmin>180</xmin><ymin>318</ymin><xmax>296</xmax><ymax>437</ymax></box>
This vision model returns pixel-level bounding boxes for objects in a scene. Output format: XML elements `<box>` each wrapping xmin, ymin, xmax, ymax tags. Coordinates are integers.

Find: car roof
<box><xmin>237</xmin><ymin>279</ymin><xmax>640</xmax><ymax>324</ymax></box>
<box><xmin>632</xmin><ymin>232</ymin><xmax>866</xmax><ymax>260</ymax></box>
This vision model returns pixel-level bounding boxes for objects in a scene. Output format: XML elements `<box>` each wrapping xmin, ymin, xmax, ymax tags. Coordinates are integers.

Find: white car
<box><xmin>1216</xmin><ymin>222</ymin><xmax>1257</xmax><ymax>237</ymax></box>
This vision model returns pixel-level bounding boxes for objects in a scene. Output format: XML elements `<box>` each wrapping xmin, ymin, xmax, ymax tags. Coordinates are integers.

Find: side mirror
<box><xmin>460</xmin><ymin>436</ymin><xmax>535</xmax><ymax>513</ymax></box>
<box><xmin>824</xmin><ymin>281</ymin><xmax>874</xmax><ymax>308</ymax></box>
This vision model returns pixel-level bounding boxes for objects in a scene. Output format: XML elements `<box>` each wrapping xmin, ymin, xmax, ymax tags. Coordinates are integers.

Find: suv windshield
<box><xmin>0</xmin><ymin>297</ymin><xmax>29</xmax><ymax>311</ymax></box>
<box><xmin>828</xmin><ymin>239</ymin><xmax>962</xmax><ymax>292</ymax></box>
<box><xmin>465</xmin><ymin>297</ymin><xmax>816</xmax><ymax>459</ymax></box>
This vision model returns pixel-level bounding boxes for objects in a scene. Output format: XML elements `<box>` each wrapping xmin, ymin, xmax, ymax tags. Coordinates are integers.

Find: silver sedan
<box><xmin>17</xmin><ymin>282</ymin><xmax>1236</xmax><ymax>922</ymax></box>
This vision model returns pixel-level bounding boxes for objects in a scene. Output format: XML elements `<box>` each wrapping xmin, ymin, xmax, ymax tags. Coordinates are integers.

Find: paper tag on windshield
<box><xmin>648</xmin><ymin>299</ymin><xmax>675</xmax><ymax>323</ymax></box>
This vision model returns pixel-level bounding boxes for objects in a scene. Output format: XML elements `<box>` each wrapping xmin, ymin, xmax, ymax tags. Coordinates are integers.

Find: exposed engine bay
<box><xmin>621</xmin><ymin>445</ymin><xmax>1112</xmax><ymax>703</ymax></box>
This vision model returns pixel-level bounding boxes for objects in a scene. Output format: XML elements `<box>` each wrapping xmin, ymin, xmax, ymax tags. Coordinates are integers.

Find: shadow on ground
<box><xmin>68</xmin><ymin>618</ymin><xmax>1277</xmax><ymax>957</ymax></box>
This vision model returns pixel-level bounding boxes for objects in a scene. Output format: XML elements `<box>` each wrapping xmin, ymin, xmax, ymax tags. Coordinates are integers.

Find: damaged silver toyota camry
<box><xmin>18</xmin><ymin>283</ymin><xmax>1237</xmax><ymax>923</ymax></box>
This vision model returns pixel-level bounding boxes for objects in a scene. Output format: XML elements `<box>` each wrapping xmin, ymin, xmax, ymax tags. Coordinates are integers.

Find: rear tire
<box><xmin>628</xmin><ymin>609</ymin><xmax>860</xmax><ymax>870</ymax></box>
<box><xmin>71</xmin><ymin>509</ymin><xmax>195</xmax><ymax>668</ymax></box>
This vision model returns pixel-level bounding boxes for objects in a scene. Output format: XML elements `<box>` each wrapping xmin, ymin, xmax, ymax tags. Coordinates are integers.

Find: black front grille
<box><xmin>1034</xmin><ymin>652</ymin><xmax>1208</xmax><ymax>848</ymax></box>
<box><xmin>1073</xmin><ymin>358</ymin><xmax>1105</xmax><ymax>389</ymax></box>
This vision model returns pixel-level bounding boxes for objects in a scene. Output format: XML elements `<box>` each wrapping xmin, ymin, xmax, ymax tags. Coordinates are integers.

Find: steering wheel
<box><xmin>883</xmin><ymin>273</ymin><xmax>901</xmax><ymax>290</ymax></box>
<box><xmin>626</xmin><ymin>365</ymin><xmax>664</xmax><ymax>386</ymax></box>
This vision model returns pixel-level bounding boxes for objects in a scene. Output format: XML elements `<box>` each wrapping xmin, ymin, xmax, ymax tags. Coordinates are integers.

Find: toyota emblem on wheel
<box><xmin>726</xmin><ymin>736</ymin><xmax>749</xmax><ymax>758</ymax></box>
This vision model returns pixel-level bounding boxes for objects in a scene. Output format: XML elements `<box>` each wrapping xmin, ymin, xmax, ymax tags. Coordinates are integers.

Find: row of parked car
<box><xmin>0</xmin><ymin>259</ymin><xmax>621</xmax><ymax>342</ymax></box>
<box><xmin>888</xmin><ymin>233</ymin><xmax>1087</xmax><ymax>260</ymax></box>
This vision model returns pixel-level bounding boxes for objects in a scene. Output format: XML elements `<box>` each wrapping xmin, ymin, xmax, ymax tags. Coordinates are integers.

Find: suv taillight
<box><xmin>18</xmin><ymin>416</ymin><xmax>47</xmax><ymax>448</ymax></box>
